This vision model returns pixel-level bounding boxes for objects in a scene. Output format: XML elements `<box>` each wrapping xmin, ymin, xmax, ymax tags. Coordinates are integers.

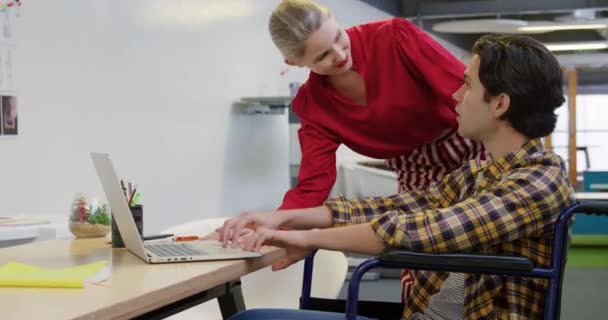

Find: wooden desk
<box><xmin>0</xmin><ymin>238</ymin><xmax>284</xmax><ymax>319</ymax></box>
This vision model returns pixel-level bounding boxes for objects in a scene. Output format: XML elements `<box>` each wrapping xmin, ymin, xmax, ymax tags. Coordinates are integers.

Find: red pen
<box><xmin>173</xmin><ymin>236</ymin><xmax>200</xmax><ymax>242</ymax></box>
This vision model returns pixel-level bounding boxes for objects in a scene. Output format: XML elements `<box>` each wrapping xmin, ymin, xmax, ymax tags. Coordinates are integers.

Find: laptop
<box><xmin>90</xmin><ymin>152</ymin><xmax>262</xmax><ymax>264</ymax></box>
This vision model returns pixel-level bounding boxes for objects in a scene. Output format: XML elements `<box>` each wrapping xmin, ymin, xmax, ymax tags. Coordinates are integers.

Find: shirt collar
<box><xmin>483</xmin><ymin>138</ymin><xmax>544</xmax><ymax>180</ymax></box>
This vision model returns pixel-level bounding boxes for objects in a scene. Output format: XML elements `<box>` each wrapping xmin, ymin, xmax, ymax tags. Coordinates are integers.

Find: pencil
<box><xmin>128</xmin><ymin>186</ymin><xmax>138</xmax><ymax>206</ymax></box>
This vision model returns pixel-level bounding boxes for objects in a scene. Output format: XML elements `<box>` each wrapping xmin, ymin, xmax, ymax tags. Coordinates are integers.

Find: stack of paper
<box><xmin>0</xmin><ymin>217</ymin><xmax>50</xmax><ymax>226</ymax></box>
<box><xmin>0</xmin><ymin>260</ymin><xmax>110</xmax><ymax>288</ymax></box>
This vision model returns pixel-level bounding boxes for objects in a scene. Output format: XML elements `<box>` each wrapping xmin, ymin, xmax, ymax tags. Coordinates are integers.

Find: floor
<box><xmin>336</xmin><ymin>268</ymin><xmax>608</xmax><ymax>319</ymax></box>
<box><xmin>168</xmin><ymin>268</ymin><xmax>608</xmax><ymax>319</ymax></box>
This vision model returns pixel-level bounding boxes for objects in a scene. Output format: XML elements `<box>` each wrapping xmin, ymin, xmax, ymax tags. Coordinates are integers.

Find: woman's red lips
<box><xmin>336</xmin><ymin>54</ymin><xmax>349</xmax><ymax>68</ymax></box>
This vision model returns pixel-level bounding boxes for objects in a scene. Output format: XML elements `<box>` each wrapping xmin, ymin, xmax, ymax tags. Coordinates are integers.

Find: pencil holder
<box><xmin>111</xmin><ymin>205</ymin><xmax>143</xmax><ymax>248</ymax></box>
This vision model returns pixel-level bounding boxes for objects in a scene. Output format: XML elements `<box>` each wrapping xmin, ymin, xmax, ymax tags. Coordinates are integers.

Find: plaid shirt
<box><xmin>326</xmin><ymin>139</ymin><xmax>575</xmax><ymax>319</ymax></box>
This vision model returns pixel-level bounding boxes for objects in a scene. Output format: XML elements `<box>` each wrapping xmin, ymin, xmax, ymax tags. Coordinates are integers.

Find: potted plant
<box><xmin>68</xmin><ymin>193</ymin><xmax>111</xmax><ymax>238</ymax></box>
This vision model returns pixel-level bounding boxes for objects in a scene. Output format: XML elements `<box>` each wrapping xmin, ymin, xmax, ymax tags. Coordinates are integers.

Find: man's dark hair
<box><xmin>472</xmin><ymin>34</ymin><xmax>565</xmax><ymax>138</ymax></box>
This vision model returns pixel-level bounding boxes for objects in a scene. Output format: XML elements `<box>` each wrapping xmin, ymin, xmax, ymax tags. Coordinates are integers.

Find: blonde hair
<box><xmin>269</xmin><ymin>0</ymin><xmax>331</xmax><ymax>61</ymax></box>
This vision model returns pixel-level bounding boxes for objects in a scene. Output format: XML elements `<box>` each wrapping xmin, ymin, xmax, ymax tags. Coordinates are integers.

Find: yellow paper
<box><xmin>0</xmin><ymin>260</ymin><xmax>109</xmax><ymax>288</ymax></box>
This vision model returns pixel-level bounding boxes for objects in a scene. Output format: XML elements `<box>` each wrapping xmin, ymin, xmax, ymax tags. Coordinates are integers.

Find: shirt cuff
<box><xmin>370</xmin><ymin>210</ymin><xmax>410</xmax><ymax>248</ymax></box>
<box><xmin>324</xmin><ymin>195</ymin><xmax>352</xmax><ymax>227</ymax></box>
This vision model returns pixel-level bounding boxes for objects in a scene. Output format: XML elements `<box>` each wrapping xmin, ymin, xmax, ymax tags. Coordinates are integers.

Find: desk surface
<box><xmin>0</xmin><ymin>238</ymin><xmax>284</xmax><ymax>320</ymax></box>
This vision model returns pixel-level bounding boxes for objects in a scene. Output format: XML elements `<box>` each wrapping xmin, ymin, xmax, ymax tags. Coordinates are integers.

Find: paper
<box><xmin>0</xmin><ymin>217</ymin><xmax>50</xmax><ymax>226</ymax></box>
<box><xmin>0</xmin><ymin>260</ymin><xmax>110</xmax><ymax>288</ymax></box>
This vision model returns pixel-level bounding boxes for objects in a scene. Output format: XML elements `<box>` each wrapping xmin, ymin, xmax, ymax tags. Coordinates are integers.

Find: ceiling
<box><xmin>360</xmin><ymin>0</ymin><xmax>608</xmax><ymax>85</ymax></box>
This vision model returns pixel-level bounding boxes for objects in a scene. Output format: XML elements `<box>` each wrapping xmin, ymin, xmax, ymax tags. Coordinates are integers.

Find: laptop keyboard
<box><xmin>145</xmin><ymin>243</ymin><xmax>206</xmax><ymax>257</ymax></box>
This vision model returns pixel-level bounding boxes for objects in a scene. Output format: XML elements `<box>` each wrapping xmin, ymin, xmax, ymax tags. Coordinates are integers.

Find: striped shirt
<box><xmin>386</xmin><ymin>129</ymin><xmax>486</xmax><ymax>192</ymax></box>
<box><xmin>326</xmin><ymin>139</ymin><xmax>575</xmax><ymax>319</ymax></box>
<box><xmin>386</xmin><ymin>129</ymin><xmax>487</xmax><ymax>304</ymax></box>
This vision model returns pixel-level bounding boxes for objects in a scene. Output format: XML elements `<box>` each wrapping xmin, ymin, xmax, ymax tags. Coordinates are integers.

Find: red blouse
<box><xmin>279</xmin><ymin>18</ymin><xmax>466</xmax><ymax>210</ymax></box>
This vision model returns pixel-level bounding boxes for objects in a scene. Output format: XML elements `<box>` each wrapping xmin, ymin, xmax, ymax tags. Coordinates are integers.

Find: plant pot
<box><xmin>69</xmin><ymin>221</ymin><xmax>110</xmax><ymax>238</ymax></box>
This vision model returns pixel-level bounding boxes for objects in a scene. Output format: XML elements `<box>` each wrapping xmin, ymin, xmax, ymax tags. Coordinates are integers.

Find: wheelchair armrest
<box><xmin>579</xmin><ymin>200</ymin><xmax>608</xmax><ymax>215</ymax></box>
<box><xmin>378</xmin><ymin>249</ymin><xmax>534</xmax><ymax>273</ymax></box>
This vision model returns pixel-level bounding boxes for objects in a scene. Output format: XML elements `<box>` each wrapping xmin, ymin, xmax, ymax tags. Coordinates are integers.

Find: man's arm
<box><xmin>297</xmin><ymin>166</ymin><xmax>572</xmax><ymax>256</ymax></box>
<box><xmin>369</xmin><ymin>165</ymin><xmax>574</xmax><ymax>253</ymax></box>
<box><xmin>232</xmin><ymin>161</ymin><xmax>475</xmax><ymax>240</ymax></box>
<box><xmin>278</xmin><ymin>165</ymin><xmax>470</xmax><ymax>231</ymax></box>
<box><xmin>221</xmin><ymin>160</ymin><xmax>477</xmax><ymax>246</ymax></box>
<box><xmin>243</xmin><ymin>224</ymin><xmax>385</xmax><ymax>268</ymax></box>
<box><xmin>265</xmin><ymin>161</ymin><xmax>478</xmax><ymax>232</ymax></box>
<box><xmin>306</xmin><ymin>223</ymin><xmax>386</xmax><ymax>255</ymax></box>
<box><xmin>327</xmin><ymin>161</ymin><xmax>479</xmax><ymax>227</ymax></box>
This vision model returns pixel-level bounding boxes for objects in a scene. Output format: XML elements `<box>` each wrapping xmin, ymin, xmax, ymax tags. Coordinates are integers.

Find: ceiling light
<box><xmin>518</xmin><ymin>23</ymin><xmax>608</xmax><ymax>32</ymax></box>
<box><xmin>145</xmin><ymin>1</ymin><xmax>254</xmax><ymax>26</ymax></box>
<box><xmin>545</xmin><ymin>41</ymin><xmax>608</xmax><ymax>52</ymax></box>
<box><xmin>432</xmin><ymin>19</ymin><xmax>528</xmax><ymax>34</ymax></box>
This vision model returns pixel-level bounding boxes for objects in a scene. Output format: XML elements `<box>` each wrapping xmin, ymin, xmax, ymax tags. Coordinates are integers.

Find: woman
<box><xmin>267</xmin><ymin>0</ymin><xmax>482</xmax><ymax>312</ymax></box>
<box><xmin>273</xmin><ymin>0</ymin><xmax>484</xmax><ymax>210</ymax></box>
<box><xmin>224</xmin><ymin>0</ymin><xmax>484</xmax><ymax>317</ymax></box>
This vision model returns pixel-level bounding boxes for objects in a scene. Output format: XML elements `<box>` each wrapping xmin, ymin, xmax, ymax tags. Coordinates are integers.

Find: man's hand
<box><xmin>199</xmin><ymin>228</ymin><xmax>253</xmax><ymax>241</ymax></box>
<box><xmin>240</xmin><ymin>228</ymin><xmax>313</xmax><ymax>271</ymax></box>
<box><xmin>216</xmin><ymin>211</ymin><xmax>285</xmax><ymax>247</ymax></box>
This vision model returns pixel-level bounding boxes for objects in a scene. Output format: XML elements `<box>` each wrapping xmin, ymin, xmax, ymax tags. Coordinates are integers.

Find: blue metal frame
<box><xmin>299</xmin><ymin>202</ymin><xmax>608</xmax><ymax>320</ymax></box>
<box><xmin>299</xmin><ymin>250</ymin><xmax>317</xmax><ymax>310</ymax></box>
<box><xmin>345</xmin><ymin>259</ymin><xmax>382</xmax><ymax>320</ymax></box>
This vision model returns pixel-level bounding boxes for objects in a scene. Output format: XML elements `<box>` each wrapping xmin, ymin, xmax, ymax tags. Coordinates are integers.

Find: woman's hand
<box><xmin>216</xmin><ymin>211</ymin><xmax>285</xmax><ymax>247</ymax></box>
<box><xmin>199</xmin><ymin>228</ymin><xmax>253</xmax><ymax>241</ymax></box>
<box><xmin>240</xmin><ymin>228</ymin><xmax>313</xmax><ymax>271</ymax></box>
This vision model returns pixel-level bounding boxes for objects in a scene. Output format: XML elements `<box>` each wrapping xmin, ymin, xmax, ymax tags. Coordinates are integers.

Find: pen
<box><xmin>143</xmin><ymin>234</ymin><xmax>174</xmax><ymax>241</ymax></box>
<box><xmin>173</xmin><ymin>236</ymin><xmax>200</xmax><ymax>242</ymax></box>
<box><xmin>128</xmin><ymin>182</ymin><xmax>133</xmax><ymax>199</ymax></box>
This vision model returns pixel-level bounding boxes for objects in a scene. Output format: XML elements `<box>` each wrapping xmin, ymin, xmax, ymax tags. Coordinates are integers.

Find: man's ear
<box><xmin>493</xmin><ymin>93</ymin><xmax>511</xmax><ymax>118</ymax></box>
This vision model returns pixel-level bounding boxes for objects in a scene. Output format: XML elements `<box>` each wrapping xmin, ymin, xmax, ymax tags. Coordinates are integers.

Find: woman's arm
<box><xmin>279</xmin><ymin>122</ymin><xmax>340</xmax><ymax>210</ymax></box>
<box><xmin>280</xmin><ymin>206</ymin><xmax>334</xmax><ymax>229</ymax></box>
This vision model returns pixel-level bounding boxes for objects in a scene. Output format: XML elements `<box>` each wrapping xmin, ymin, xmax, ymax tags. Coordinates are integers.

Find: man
<box><xmin>222</xmin><ymin>34</ymin><xmax>575</xmax><ymax>320</ymax></box>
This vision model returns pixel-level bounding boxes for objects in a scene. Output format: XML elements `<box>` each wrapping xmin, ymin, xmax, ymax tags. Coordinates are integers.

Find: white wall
<box><xmin>2</xmin><ymin>0</ymin><xmax>392</xmax><ymax>233</ymax></box>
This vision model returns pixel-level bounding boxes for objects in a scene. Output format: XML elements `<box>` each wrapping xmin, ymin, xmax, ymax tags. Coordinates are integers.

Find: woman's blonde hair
<box><xmin>269</xmin><ymin>0</ymin><xmax>331</xmax><ymax>61</ymax></box>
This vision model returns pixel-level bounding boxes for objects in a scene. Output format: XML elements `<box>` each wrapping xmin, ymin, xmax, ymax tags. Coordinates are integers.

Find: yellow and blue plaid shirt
<box><xmin>325</xmin><ymin>139</ymin><xmax>575</xmax><ymax>319</ymax></box>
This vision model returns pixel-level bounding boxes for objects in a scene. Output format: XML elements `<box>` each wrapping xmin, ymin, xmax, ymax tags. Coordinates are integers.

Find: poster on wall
<box><xmin>0</xmin><ymin>1</ymin><xmax>18</xmax><ymax>138</ymax></box>
<box><xmin>1</xmin><ymin>95</ymin><xmax>17</xmax><ymax>135</ymax></box>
